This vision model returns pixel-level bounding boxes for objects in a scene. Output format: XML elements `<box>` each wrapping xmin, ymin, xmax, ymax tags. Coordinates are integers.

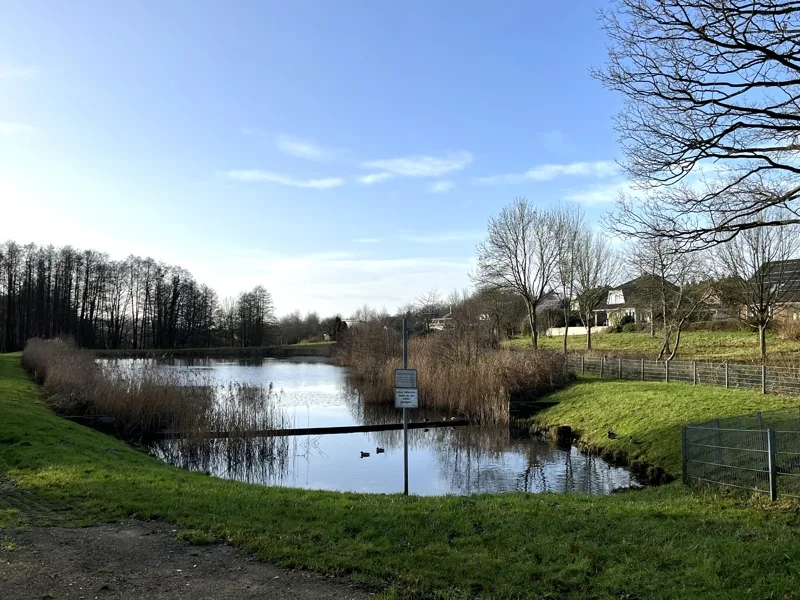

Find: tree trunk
<box><xmin>527</xmin><ymin>305</ymin><xmax>538</xmax><ymax>350</ymax></box>
<box><xmin>759</xmin><ymin>323</ymin><xmax>767</xmax><ymax>363</ymax></box>
<box><xmin>586</xmin><ymin>311</ymin><xmax>592</xmax><ymax>351</ymax></box>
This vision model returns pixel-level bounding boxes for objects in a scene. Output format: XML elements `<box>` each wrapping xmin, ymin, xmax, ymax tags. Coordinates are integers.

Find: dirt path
<box><xmin>0</xmin><ymin>524</ymin><xmax>372</xmax><ymax>600</ymax></box>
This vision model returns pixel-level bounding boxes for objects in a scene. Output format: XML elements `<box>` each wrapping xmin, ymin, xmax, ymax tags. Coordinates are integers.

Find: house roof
<box><xmin>755</xmin><ymin>259</ymin><xmax>800</xmax><ymax>302</ymax></box>
<box><xmin>594</xmin><ymin>275</ymin><xmax>676</xmax><ymax>311</ymax></box>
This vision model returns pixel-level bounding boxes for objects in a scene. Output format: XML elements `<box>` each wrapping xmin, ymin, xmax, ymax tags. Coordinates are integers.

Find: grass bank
<box><xmin>4</xmin><ymin>354</ymin><xmax>800</xmax><ymax>598</ymax></box>
<box><xmin>528</xmin><ymin>377</ymin><xmax>800</xmax><ymax>477</ymax></box>
<box><xmin>506</xmin><ymin>330</ymin><xmax>800</xmax><ymax>363</ymax></box>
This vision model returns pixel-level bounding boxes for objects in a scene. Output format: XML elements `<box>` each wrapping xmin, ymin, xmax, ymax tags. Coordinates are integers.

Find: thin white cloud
<box><xmin>358</xmin><ymin>173</ymin><xmax>395</xmax><ymax>185</ymax></box>
<box><xmin>276</xmin><ymin>134</ymin><xmax>336</xmax><ymax>161</ymax></box>
<box><xmin>222</xmin><ymin>170</ymin><xmax>345</xmax><ymax>189</ymax></box>
<box><xmin>475</xmin><ymin>160</ymin><xmax>620</xmax><ymax>185</ymax></box>
<box><xmin>0</xmin><ymin>66</ymin><xmax>37</xmax><ymax>79</ymax></box>
<box><xmin>362</xmin><ymin>151</ymin><xmax>472</xmax><ymax>178</ymax></box>
<box><xmin>0</xmin><ymin>122</ymin><xmax>35</xmax><ymax>134</ymax></box>
<box><xmin>428</xmin><ymin>180</ymin><xmax>455</xmax><ymax>193</ymax></box>
<box><xmin>187</xmin><ymin>247</ymin><xmax>475</xmax><ymax>317</ymax></box>
<box><xmin>564</xmin><ymin>180</ymin><xmax>640</xmax><ymax>206</ymax></box>
<box><xmin>399</xmin><ymin>230</ymin><xmax>484</xmax><ymax>244</ymax></box>
<box><xmin>354</xmin><ymin>237</ymin><xmax>382</xmax><ymax>244</ymax></box>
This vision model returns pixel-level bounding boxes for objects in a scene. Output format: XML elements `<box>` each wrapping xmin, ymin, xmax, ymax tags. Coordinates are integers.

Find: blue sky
<box><xmin>0</xmin><ymin>0</ymin><xmax>627</xmax><ymax>317</ymax></box>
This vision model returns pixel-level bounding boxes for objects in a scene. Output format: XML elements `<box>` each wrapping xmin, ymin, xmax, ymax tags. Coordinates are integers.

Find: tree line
<box><xmin>0</xmin><ymin>241</ymin><xmax>279</xmax><ymax>352</ymax></box>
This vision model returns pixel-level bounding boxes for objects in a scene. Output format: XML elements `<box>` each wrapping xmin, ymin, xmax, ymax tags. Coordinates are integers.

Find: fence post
<box><xmin>681</xmin><ymin>426</ymin><xmax>688</xmax><ymax>485</ymax></box>
<box><xmin>756</xmin><ymin>411</ymin><xmax>762</xmax><ymax>428</ymax></box>
<box><xmin>641</xmin><ymin>358</ymin><xmax>645</xmax><ymax>381</ymax></box>
<box><xmin>581</xmin><ymin>354</ymin><xmax>585</xmax><ymax>375</ymax></box>
<box><xmin>693</xmin><ymin>361</ymin><xmax>697</xmax><ymax>386</ymax></box>
<box><xmin>767</xmin><ymin>428</ymin><xmax>778</xmax><ymax>501</ymax></box>
<box><xmin>725</xmin><ymin>362</ymin><xmax>729</xmax><ymax>388</ymax></box>
<box><xmin>618</xmin><ymin>358</ymin><xmax>622</xmax><ymax>379</ymax></box>
<box><xmin>762</xmin><ymin>365</ymin><xmax>767</xmax><ymax>395</ymax></box>
<box><xmin>600</xmin><ymin>356</ymin><xmax>604</xmax><ymax>378</ymax></box>
<box><xmin>665</xmin><ymin>360</ymin><xmax>670</xmax><ymax>383</ymax></box>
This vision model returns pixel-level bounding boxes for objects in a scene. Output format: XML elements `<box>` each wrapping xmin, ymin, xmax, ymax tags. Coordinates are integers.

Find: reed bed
<box><xmin>336</xmin><ymin>326</ymin><xmax>569</xmax><ymax>423</ymax></box>
<box><xmin>21</xmin><ymin>338</ymin><xmax>288</xmax><ymax>441</ymax></box>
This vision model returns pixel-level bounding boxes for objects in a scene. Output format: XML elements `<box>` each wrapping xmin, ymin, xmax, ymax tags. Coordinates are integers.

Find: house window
<box><xmin>608</xmin><ymin>290</ymin><xmax>624</xmax><ymax>305</ymax></box>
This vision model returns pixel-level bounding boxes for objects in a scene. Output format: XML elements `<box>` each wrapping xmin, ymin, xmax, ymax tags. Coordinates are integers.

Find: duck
<box><xmin>375</xmin><ymin>447</ymin><xmax>385</xmax><ymax>454</ymax></box>
<box><xmin>360</xmin><ymin>451</ymin><xmax>370</xmax><ymax>458</ymax></box>
<box><xmin>607</xmin><ymin>429</ymin><xmax>617</xmax><ymax>440</ymax></box>
<box><xmin>629</xmin><ymin>436</ymin><xmax>642</xmax><ymax>445</ymax></box>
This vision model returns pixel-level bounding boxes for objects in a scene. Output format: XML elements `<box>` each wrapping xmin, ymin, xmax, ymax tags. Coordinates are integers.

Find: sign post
<box><xmin>394</xmin><ymin>318</ymin><xmax>417</xmax><ymax>495</ymax></box>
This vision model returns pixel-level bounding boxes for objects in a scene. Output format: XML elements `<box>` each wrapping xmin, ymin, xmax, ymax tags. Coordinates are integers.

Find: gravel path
<box><xmin>0</xmin><ymin>524</ymin><xmax>372</xmax><ymax>600</ymax></box>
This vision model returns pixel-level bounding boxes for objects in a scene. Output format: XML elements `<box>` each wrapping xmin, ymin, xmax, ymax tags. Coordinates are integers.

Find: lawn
<box><xmin>529</xmin><ymin>378</ymin><xmax>800</xmax><ymax>475</ymax></box>
<box><xmin>506</xmin><ymin>330</ymin><xmax>800</xmax><ymax>363</ymax></box>
<box><xmin>3</xmin><ymin>353</ymin><xmax>800</xmax><ymax>599</ymax></box>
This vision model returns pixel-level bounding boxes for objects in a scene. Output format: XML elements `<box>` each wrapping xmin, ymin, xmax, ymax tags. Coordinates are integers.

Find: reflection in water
<box><xmin>105</xmin><ymin>357</ymin><xmax>640</xmax><ymax>495</ymax></box>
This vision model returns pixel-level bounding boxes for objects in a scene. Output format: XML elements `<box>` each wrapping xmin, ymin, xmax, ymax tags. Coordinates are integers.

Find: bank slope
<box><xmin>3</xmin><ymin>354</ymin><xmax>800</xmax><ymax>599</ymax></box>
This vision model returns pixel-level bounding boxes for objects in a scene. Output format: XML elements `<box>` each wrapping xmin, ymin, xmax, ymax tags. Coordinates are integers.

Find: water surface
<box><xmin>109</xmin><ymin>357</ymin><xmax>640</xmax><ymax>496</ymax></box>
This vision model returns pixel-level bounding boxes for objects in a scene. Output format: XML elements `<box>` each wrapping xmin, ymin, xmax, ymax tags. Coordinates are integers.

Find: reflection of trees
<box><xmin>151</xmin><ymin>435</ymin><xmax>290</xmax><ymax>485</ymax></box>
<box><xmin>433</xmin><ymin>429</ymin><xmax>638</xmax><ymax>495</ymax></box>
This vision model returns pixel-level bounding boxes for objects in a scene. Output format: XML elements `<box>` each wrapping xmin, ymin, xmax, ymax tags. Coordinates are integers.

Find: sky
<box><xmin>0</xmin><ymin>1</ymin><xmax>627</xmax><ymax>318</ymax></box>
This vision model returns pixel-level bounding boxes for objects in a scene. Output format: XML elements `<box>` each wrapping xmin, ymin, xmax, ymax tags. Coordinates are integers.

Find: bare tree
<box><xmin>631</xmin><ymin>239</ymin><xmax>712</xmax><ymax>361</ymax></box>
<box><xmin>595</xmin><ymin>0</ymin><xmax>800</xmax><ymax>247</ymax></box>
<box><xmin>573</xmin><ymin>231</ymin><xmax>620</xmax><ymax>351</ymax></box>
<box><xmin>553</xmin><ymin>205</ymin><xmax>584</xmax><ymax>352</ymax></box>
<box><xmin>474</xmin><ymin>198</ymin><xmax>559</xmax><ymax>349</ymax></box>
<box><xmin>715</xmin><ymin>209</ymin><xmax>800</xmax><ymax>361</ymax></box>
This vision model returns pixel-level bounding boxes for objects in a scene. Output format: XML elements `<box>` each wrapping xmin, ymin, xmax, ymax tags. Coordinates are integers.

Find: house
<box><xmin>593</xmin><ymin>275</ymin><xmax>675</xmax><ymax>326</ymax></box>
<box><xmin>753</xmin><ymin>259</ymin><xmax>800</xmax><ymax>321</ymax></box>
<box><xmin>430</xmin><ymin>310</ymin><xmax>453</xmax><ymax>331</ymax></box>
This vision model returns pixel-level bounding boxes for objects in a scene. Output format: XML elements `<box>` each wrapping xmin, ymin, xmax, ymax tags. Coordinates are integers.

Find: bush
<box><xmin>683</xmin><ymin>319</ymin><xmax>749</xmax><ymax>332</ymax></box>
<box><xmin>618</xmin><ymin>315</ymin><xmax>635</xmax><ymax>327</ymax></box>
<box><xmin>778</xmin><ymin>319</ymin><xmax>800</xmax><ymax>341</ymax></box>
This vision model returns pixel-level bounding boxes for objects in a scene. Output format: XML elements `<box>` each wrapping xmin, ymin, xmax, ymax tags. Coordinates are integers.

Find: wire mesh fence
<box><xmin>682</xmin><ymin>407</ymin><xmax>800</xmax><ymax>500</ymax></box>
<box><xmin>565</xmin><ymin>355</ymin><xmax>799</xmax><ymax>396</ymax></box>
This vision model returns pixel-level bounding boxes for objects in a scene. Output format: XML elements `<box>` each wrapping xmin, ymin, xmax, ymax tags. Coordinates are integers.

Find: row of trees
<box><xmin>0</xmin><ymin>241</ymin><xmax>280</xmax><ymax>352</ymax></box>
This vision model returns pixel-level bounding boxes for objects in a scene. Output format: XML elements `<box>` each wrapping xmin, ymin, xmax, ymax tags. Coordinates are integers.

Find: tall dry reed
<box><xmin>22</xmin><ymin>338</ymin><xmax>288</xmax><ymax>438</ymax></box>
<box><xmin>336</xmin><ymin>328</ymin><xmax>569</xmax><ymax>423</ymax></box>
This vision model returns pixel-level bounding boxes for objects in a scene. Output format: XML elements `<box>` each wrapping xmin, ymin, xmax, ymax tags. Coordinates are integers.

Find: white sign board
<box><xmin>395</xmin><ymin>388</ymin><xmax>419</xmax><ymax>408</ymax></box>
<box><xmin>394</xmin><ymin>369</ymin><xmax>417</xmax><ymax>389</ymax></box>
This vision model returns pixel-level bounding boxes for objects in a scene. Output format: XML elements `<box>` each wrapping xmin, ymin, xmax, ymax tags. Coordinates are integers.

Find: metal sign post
<box><xmin>394</xmin><ymin>318</ymin><xmax>417</xmax><ymax>495</ymax></box>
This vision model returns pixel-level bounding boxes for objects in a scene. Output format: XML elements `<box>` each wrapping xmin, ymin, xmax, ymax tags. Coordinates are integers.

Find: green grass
<box><xmin>506</xmin><ymin>330</ymin><xmax>800</xmax><ymax>363</ymax></box>
<box><xmin>530</xmin><ymin>378</ymin><xmax>800</xmax><ymax>475</ymax></box>
<box><xmin>4</xmin><ymin>353</ymin><xmax>800</xmax><ymax>598</ymax></box>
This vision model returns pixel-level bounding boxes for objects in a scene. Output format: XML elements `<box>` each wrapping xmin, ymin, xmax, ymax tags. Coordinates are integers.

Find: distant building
<box><xmin>753</xmin><ymin>259</ymin><xmax>800</xmax><ymax>321</ymax></box>
<box><xmin>593</xmin><ymin>275</ymin><xmax>676</xmax><ymax>326</ymax></box>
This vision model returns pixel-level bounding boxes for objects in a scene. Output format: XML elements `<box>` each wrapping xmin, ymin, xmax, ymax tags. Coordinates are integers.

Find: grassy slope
<box><xmin>506</xmin><ymin>330</ymin><xmax>800</xmax><ymax>362</ymax></box>
<box><xmin>531</xmin><ymin>378</ymin><xmax>800</xmax><ymax>475</ymax></box>
<box><xmin>3</xmin><ymin>354</ymin><xmax>800</xmax><ymax>599</ymax></box>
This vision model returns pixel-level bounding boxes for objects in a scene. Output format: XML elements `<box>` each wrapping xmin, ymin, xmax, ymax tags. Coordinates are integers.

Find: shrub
<box><xmin>683</xmin><ymin>319</ymin><xmax>749</xmax><ymax>332</ymax></box>
<box><xmin>778</xmin><ymin>319</ymin><xmax>800</xmax><ymax>341</ymax></box>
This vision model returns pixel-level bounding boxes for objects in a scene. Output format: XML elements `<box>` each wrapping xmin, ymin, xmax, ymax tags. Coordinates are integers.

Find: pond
<box><xmin>106</xmin><ymin>357</ymin><xmax>640</xmax><ymax>496</ymax></box>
